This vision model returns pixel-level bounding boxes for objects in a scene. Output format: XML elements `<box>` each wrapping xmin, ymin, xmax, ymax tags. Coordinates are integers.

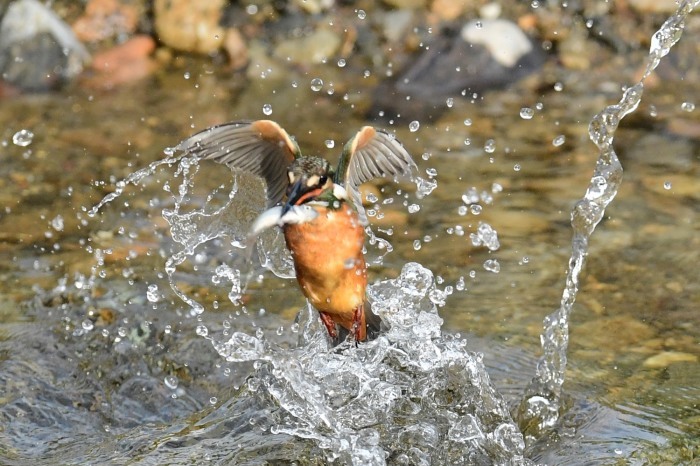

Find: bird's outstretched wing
<box><xmin>335</xmin><ymin>127</ymin><xmax>416</xmax><ymax>224</ymax></box>
<box><xmin>176</xmin><ymin>120</ymin><xmax>300</xmax><ymax>207</ymax></box>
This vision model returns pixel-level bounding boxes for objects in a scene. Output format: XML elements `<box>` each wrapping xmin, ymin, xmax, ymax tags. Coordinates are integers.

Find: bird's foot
<box><xmin>351</xmin><ymin>305</ymin><xmax>364</xmax><ymax>346</ymax></box>
<box><xmin>319</xmin><ymin>312</ymin><xmax>338</xmax><ymax>339</ymax></box>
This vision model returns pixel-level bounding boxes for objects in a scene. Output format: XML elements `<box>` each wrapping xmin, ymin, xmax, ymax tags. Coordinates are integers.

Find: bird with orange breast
<box><xmin>177</xmin><ymin>120</ymin><xmax>416</xmax><ymax>342</ymax></box>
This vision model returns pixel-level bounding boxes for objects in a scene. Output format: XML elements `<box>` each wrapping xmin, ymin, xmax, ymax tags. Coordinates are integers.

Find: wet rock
<box><xmin>627</xmin><ymin>0</ymin><xmax>682</xmax><ymax>14</ymax></box>
<box><xmin>643</xmin><ymin>351</ymin><xmax>698</xmax><ymax>369</ymax></box>
<box><xmin>223</xmin><ymin>28</ymin><xmax>249</xmax><ymax>70</ymax></box>
<box><xmin>273</xmin><ymin>28</ymin><xmax>341</xmax><ymax>65</ymax></box>
<box><xmin>370</xmin><ymin>19</ymin><xmax>545</xmax><ymax>122</ymax></box>
<box><xmin>430</xmin><ymin>0</ymin><xmax>469</xmax><ymax>21</ymax></box>
<box><xmin>383</xmin><ymin>0</ymin><xmax>428</xmax><ymax>9</ymax></box>
<box><xmin>83</xmin><ymin>34</ymin><xmax>156</xmax><ymax>89</ymax></box>
<box><xmin>154</xmin><ymin>0</ymin><xmax>225</xmax><ymax>54</ymax></box>
<box><xmin>71</xmin><ymin>0</ymin><xmax>140</xmax><ymax>43</ymax></box>
<box><xmin>0</xmin><ymin>0</ymin><xmax>89</xmax><ymax>91</ymax></box>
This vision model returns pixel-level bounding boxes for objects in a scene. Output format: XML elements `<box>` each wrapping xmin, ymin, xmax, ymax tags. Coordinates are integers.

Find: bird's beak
<box><xmin>283</xmin><ymin>178</ymin><xmax>307</xmax><ymax>215</ymax></box>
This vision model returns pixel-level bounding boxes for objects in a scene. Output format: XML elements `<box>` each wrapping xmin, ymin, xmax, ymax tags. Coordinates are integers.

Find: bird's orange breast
<box><xmin>283</xmin><ymin>203</ymin><xmax>367</xmax><ymax>329</ymax></box>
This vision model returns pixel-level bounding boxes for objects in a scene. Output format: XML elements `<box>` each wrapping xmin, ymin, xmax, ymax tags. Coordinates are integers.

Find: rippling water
<box><xmin>1</xmin><ymin>2</ymin><xmax>700</xmax><ymax>465</ymax></box>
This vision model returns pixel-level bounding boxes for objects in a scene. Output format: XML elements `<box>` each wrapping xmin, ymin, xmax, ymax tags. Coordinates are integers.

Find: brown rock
<box><xmin>643</xmin><ymin>351</ymin><xmax>698</xmax><ymax>369</ymax></box>
<box><xmin>430</xmin><ymin>0</ymin><xmax>469</xmax><ymax>21</ymax></box>
<box><xmin>223</xmin><ymin>28</ymin><xmax>249</xmax><ymax>70</ymax></box>
<box><xmin>627</xmin><ymin>0</ymin><xmax>682</xmax><ymax>13</ymax></box>
<box><xmin>85</xmin><ymin>35</ymin><xmax>156</xmax><ymax>89</ymax></box>
<box><xmin>154</xmin><ymin>0</ymin><xmax>225</xmax><ymax>54</ymax></box>
<box><xmin>72</xmin><ymin>0</ymin><xmax>139</xmax><ymax>43</ymax></box>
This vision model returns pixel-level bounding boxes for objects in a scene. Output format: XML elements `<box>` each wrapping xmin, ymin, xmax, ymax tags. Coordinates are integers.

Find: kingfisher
<box><xmin>176</xmin><ymin>120</ymin><xmax>416</xmax><ymax>342</ymax></box>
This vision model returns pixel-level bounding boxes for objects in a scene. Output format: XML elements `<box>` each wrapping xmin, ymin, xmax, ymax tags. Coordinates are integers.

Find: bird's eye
<box><xmin>319</xmin><ymin>176</ymin><xmax>328</xmax><ymax>185</ymax></box>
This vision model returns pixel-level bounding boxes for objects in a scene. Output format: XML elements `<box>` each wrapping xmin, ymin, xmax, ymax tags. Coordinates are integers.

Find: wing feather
<box><xmin>335</xmin><ymin>127</ymin><xmax>416</xmax><ymax>224</ymax></box>
<box><xmin>176</xmin><ymin>120</ymin><xmax>299</xmax><ymax>207</ymax></box>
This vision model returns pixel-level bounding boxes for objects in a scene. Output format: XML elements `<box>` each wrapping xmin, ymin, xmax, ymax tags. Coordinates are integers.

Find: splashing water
<box><xmin>518</xmin><ymin>0</ymin><xmax>699</xmax><ymax>440</ymax></box>
<box><xmin>209</xmin><ymin>263</ymin><xmax>529</xmax><ymax>465</ymax></box>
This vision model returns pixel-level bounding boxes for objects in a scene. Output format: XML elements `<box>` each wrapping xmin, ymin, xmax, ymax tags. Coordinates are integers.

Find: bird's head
<box><xmin>284</xmin><ymin>156</ymin><xmax>334</xmax><ymax>213</ymax></box>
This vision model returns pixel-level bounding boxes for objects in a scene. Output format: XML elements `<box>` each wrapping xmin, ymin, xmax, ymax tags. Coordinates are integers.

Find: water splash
<box><xmin>518</xmin><ymin>0</ymin><xmax>699</xmax><ymax>440</ymax></box>
<box><xmin>210</xmin><ymin>263</ymin><xmax>530</xmax><ymax>465</ymax></box>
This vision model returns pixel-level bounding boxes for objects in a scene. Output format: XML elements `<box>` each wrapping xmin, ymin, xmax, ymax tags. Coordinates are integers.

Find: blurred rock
<box><xmin>627</xmin><ymin>0</ymin><xmax>682</xmax><ymax>13</ymax></box>
<box><xmin>643</xmin><ymin>351</ymin><xmax>698</xmax><ymax>369</ymax></box>
<box><xmin>0</xmin><ymin>0</ymin><xmax>90</xmax><ymax>91</ymax></box>
<box><xmin>273</xmin><ymin>28</ymin><xmax>341</xmax><ymax>65</ymax></box>
<box><xmin>72</xmin><ymin>0</ymin><xmax>140</xmax><ymax>43</ymax></box>
<box><xmin>223</xmin><ymin>27</ymin><xmax>249</xmax><ymax>70</ymax></box>
<box><xmin>383</xmin><ymin>0</ymin><xmax>427</xmax><ymax>9</ymax></box>
<box><xmin>370</xmin><ymin>19</ymin><xmax>545</xmax><ymax>122</ymax></box>
<box><xmin>83</xmin><ymin>34</ymin><xmax>156</xmax><ymax>89</ymax></box>
<box><xmin>154</xmin><ymin>0</ymin><xmax>225</xmax><ymax>54</ymax></box>
<box><xmin>430</xmin><ymin>0</ymin><xmax>469</xmax><ymax>22</ymax></box>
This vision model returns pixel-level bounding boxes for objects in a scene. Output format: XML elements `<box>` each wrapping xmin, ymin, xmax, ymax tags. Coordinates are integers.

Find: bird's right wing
<box><xmin>176</xmin><ymin>120</ymin><xmax>300</xmax><ymax>207</ymax></box>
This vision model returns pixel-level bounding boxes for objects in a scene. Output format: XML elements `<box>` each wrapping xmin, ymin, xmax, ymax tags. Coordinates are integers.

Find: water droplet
<box><xmin>183</xmin><ymin>71</ymin><xmax>191</xmax><ymax>80</ymax></box>
<box><xmin>475</xmin><ymin>21</ymin><xmax>482</xmax><ymax>29</ymax></box>
<box><xmin>164</xmin><ymin>375</ymin><xmax>178</xmax><ymax>390</ymax></box>
<box><xmin>483</xmin><ymin>139</ymin><xmax>496</xmax><ymax>153</ymax></box>
<box><xmin>553</xmin><ymin>82</ymin><xmax>564</xmax><ymax>92</ymax></box>
<box><xmin>209</xmin><ymin>397</ymin><xmax>218</xmax><ymax>405</ymax></box>
<box><xmin>446</xmin><ymin>97</ymin><xmax>454</xmax><ymax>108</ymax></box>
<box><xmin>337</xmin><ymin>58</ymin><xmax>346</xmax><ymax>67</ymax></box>
<box><xmin>408</xmin><ymin>204</ymin><xmax>420</xmax><ymax>213</ymax></box>
<box><xmin>413</xmin><ymin>240</ymin><xmax>422</xmax><ymax>250</ymax></box>
<box><xmin>470</xmin><ymin>205</ymin><xmax>482</xmax><ymax>215</ymax></box>
<box><xmin>409</xmin><ymin>120</ymin><xmax>420</xmax><ymax>132</ymax></box>
<box><xmin>463</xmin><ymin>118</ymin><xmax>472</xmax><ymax>126</ymax></box>
<box><xmin>663</xmin><ymin>181</ymin><xmax>672</xmax><ymax>190</ymax></box>
<box><xmin>196</xmin><ymin>325</ymin><xmax>209</xmax><ymax>337</ymax></box>
<box><xmin>50</xmin><ymin>215</ymin><xmax>64</xmax><ymax>231</ymax></box>
<box><xmin>82</xmin><ymin>320</ymin><xmax>94</xmax><ymax>331</ymax></box>
<box><xmin>325</xmin><ymin>139</ymin><xmax>335</xmax><ymax>149</ymax></box>
<box><xmin>310</xmin><ymin>78</ymin><xmax>323</xmax><ymax>92</ymax></box>
<box><xmin>552</xmin><ymin>135</ymin><xmax>566</xmax><ymax>147</ymax></box>
<box><xmin>12</xmin><ymin>129</ymin><xmax>34</xmax><ymax>147</ymax></box>
<box><xmin>649</xmin><ymin>105</ymin><xmax>658</xmax><ymax>117</ymax></box>
<box><xmin>520</xmin><ymin>107</ymin><xmax>534</xmax><ymax>119</ymax></box>
<box><xmin>425</xmin><ymin>167</ymin><xmax>437</xmax><ymax>177</ymax></box>
<box><xmin>262</xmin><ymin>103</ymin><xmax>273</xmax><ymax>115</ymax></box>
<box><xmin>357</xmin><ymin>9</ymin><xmax>366</xmax><ymax>19</ymax></box>
<box><xmin>513</xmin><ymin>163</ymin><xmax>521</xmax><ymax>172</ymax></box>
<box><xmin>483</xmin><ymin>259</ymin><xmax>500</xmax><ymax>273</ymax></box>
<box><xmin>681</xmin><ymin>101</ymin><xmax>695</xmax><ymax>112</ymax></box>
<box><xmin>146</xmin><ymin>284</ymin><xmax>160</xmax><ymax>303</ymax></box>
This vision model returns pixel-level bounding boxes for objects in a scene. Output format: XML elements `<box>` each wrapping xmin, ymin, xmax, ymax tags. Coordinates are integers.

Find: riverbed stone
<box><xmin>154</xmin><ymin>0</ymin><xmax>225</xmax><ymax>54</ymax></box>
<box><xmin>273</xmin><ymin>28</ymin><xmax>342</xmax><ymax>65</ymax></box>
<box><xmin>643</xmin><ymin>351</ymin><xmax>698</xmax><ymax>369</ymax></box>
<box><xmin>72</xmin><ymin>0</ymin><xmax>140</xmax><ymax>43</ymax></box>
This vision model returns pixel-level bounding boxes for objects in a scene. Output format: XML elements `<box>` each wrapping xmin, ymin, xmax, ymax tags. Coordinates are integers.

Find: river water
<box><xmin>1</xmin><ymin>3</ymin><xmax>699</xmax><ymax>465</ymax></box>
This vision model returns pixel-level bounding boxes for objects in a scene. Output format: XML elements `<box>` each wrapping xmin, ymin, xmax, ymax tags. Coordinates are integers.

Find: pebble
<box><xmin>627</xmin><ymin>0</ymin><xmax>683</xmax><ymax>13</ymax></box>
<box><xmin>153</xmin><ymin>0</ymin><xmax>225</xmax><ymax>54</ymax></box>
<box><xmin>87</xmin><ymin>35</ymin><xmax>156</xmax><ymax>89</ymax></box>
<box><xmin>643</xmin><ymin>351</ymin><xmax>698</xmax><ymax>369</ymax></box>
<box><xmin>273</xmin><ymin>28</ymin><xmax>341</xmax><ymax>65</ymax></box>
<box><xmin>71</xmin><ymin>0</ymin><xmax>140</xmax><ymax>43</ymax></box>
<box><xmin>223</xmin><ymin>28</ymin><xmax>249</xmax><ymax>70</ymax></box>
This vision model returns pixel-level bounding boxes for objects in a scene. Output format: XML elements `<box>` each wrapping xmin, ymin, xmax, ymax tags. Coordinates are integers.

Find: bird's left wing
<box><xmin>335</xmin><ymin>126</ymin><xmax>416</xmax><ymax>224</ymax></box>
<box><xmin>176</xmin><ymin>120</ymin><xmax>300</xmax><ymax>207</ymax></box>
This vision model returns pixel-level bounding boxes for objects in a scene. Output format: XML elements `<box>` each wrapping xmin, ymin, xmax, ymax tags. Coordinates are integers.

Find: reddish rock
<box><xmin>83</xmin><ymin>35</ymin><xmax>156</xmax><ymax>89</ymax></box>
<box><xmin>72</xmin><ymin>0</ymin><xmax>139</xmax><ymax>43</ymax></box>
